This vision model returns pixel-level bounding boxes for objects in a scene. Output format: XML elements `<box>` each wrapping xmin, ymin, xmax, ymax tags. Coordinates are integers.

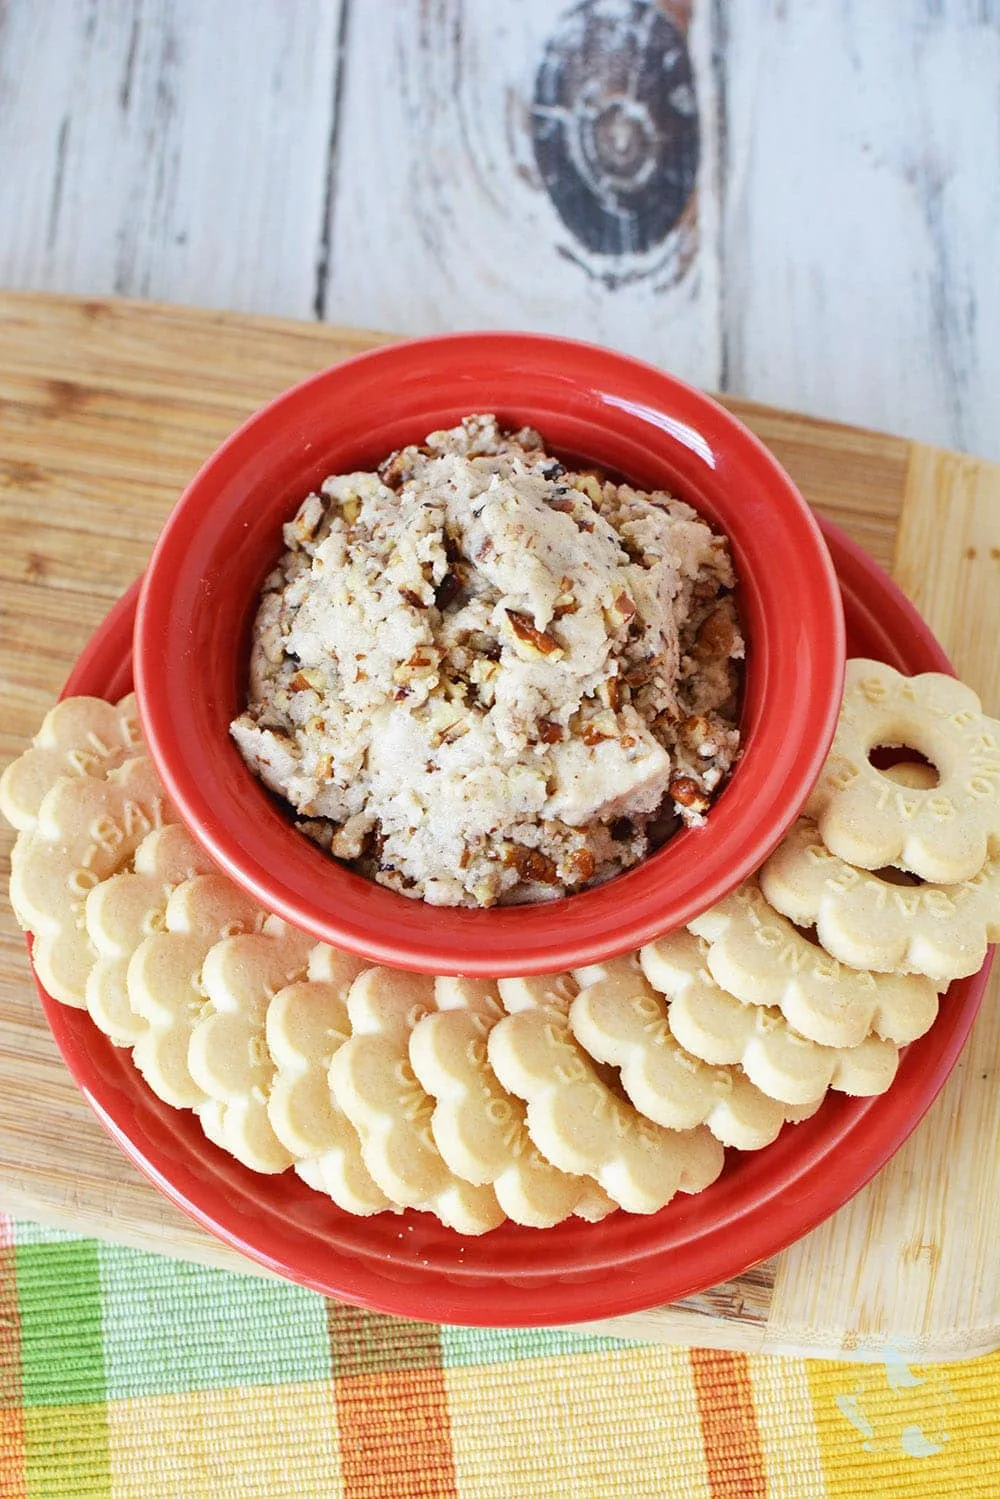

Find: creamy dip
<box><xmin>230</xmin><ymin>415</ymin><xmax>743</xmax><ymax>906</ymax></box>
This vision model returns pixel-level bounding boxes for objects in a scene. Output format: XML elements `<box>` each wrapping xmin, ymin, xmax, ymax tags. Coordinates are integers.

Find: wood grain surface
<box><xmin>0</xmin><ymin>291</ymin><xmax>998</xmax><ymax>1360</ymax></box>
<box><xmin>0</xmin><ymin>2</ymin><xmax>997</xmax><ymax>460</ymax></box>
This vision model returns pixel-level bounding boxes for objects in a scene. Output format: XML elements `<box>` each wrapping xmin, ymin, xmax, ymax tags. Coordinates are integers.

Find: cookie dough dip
<box><xmin>230</xmin><ymin>415</ymin><xmax>744</xmax><ymax>907</ymax></box>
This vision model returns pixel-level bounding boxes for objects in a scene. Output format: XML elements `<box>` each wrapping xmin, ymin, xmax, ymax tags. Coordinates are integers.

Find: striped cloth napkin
<box><xmin>0</xmin><ymin>1216</ymin><xmax>996</xmax><ymax>1497</ymax></box>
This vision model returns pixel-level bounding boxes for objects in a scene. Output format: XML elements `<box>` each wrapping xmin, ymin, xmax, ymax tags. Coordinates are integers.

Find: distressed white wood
<box><xmin>323</xmin><ymin>0</ymin><xmax>723</xmax><ymax>387</ymax></box>
<box><xmin>1</xmin><ymin>2</ymin><xmax>997</xmax><ymax>456</ymax></box>
<box><xmin>721</xmin><ymin>0</ymin><xmax>1000</xmax><ymax>459</ymax></box>
<box><xmin>0</xmin><ymin>0</ymin><xmax>343</xmax><ymax>318</ymax></box>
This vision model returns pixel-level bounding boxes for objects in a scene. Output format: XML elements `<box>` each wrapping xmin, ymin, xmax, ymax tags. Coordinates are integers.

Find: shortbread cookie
<box><xmin>497</xmin><ymin>971</ymin><xmax>580</xmax><ymax>1014</ymax></box>
<box><xmin>762</xmin><ymin>817</ymin><xmax>1000</xmax><ymax>983</ymax></box>
<box><xmin>879</xmin><ymin>762</ymin><xmax>940</xmax><ymax>791</ymax></box>
<box><xmin>188</xmin><ymin>921</ymin><xmax>317</xmax><ymax>1171</ymax></box>
<box><xmin>0</xmin><ymin>695</ymin><xmax>142</xmax><ymax>833</ymax></box>
<box><xmin>84</xmin><ymin>825</ymin><xmax>216</xmax><ymax>1045</ymax></box>
<box><xmin>806</xmin><ymin>658</ymin><xmax>1000</xmax><ymax>883</ymax></box>
<box><xmin>328</xmin><ymin>968</ymin><xmax>505</xmax><ymax>1234</ymax></box>
<box><xmin>487</xmin><ymin>1005</ymin><xmax>724</xmax><ymax>1214</ymax></box>
<box><xmin>569</xmin><ymin>963</ymin><xmax>814</xmax><ymax>1149</ymax></box>
<box><xmin>127</xmin><ymin>874</ymin><xmax>265</xmax><ymax>1108</ymax></box>
<box><xmin>410</xmin><ymin>977</ymin><xmax>608</xmax><ymax>1227</ymax></box>
<box><xmin>689</xmin><ymin>881</ymin><xmax>939</xmax><ymax>1048</ymax></box>
<box><xmin>641</xmin><ymin>930</ymin><xmax>899</xmax><ymax>1106</ymax></box>
<box><xmin>265</xmin><ymin>949</ymin><xmax>390</xmax><ymax>1215</ymax></box>
<box><xmin>10</xmin><ymin>757</ymin><xmax>173</xmax><ymax>1008</ymax></box>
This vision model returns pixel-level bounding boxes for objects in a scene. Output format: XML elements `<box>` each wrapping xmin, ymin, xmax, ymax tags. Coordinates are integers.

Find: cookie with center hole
<box><xmin>328</xmin><ymin>968</ymin><xmax>505</xmax><ymax>1235</ymax></box>
<box><xmin>487</xmin><ymin>1004</ymin><xmax>724</xmax><ymax>1214</ymax></box>
<box><xmin>806</xmin><ymin>658</ymin><xmax>1000</xmax><ymax>882</ymax></box>
<box><xmin>0</xmin><ymin>694</ymin><xmax>142</xmax><ymax>833</ymax></box>
<box><xmin>762</xmin><ymin>817</ymin><xmax>1000</xmax><ymax>983</ymax></box>
<box><xmin>640</xmin><ymin>929</ymin><xmax>899</xmax><ymax>1107</ymax></box>
<box><xmin>689</xmin><ymin>880</ymin><xmax>939</xmax><ymax>1049</ymax></box>
<box><xmin>410</xmin><ymin>976</ymin><xmax>613</xmax><ymax>1228</ymax></box>
<box><xmin>569</xmin><ymin>961</ymin><xmax>817</xmax><ymax>1149</ymax></box>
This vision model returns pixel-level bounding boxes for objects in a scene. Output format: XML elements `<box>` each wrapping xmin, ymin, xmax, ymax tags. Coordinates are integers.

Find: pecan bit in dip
<box><xmin>230</xmin><ymin>414</ymin><xmax>744</xmax><ymax>907</ymax></box>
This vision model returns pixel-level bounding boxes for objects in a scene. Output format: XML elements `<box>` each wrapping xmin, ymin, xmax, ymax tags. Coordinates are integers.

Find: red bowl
<box><xmin>135</xmin><ymin>333</ymin><xmax>844</xmax><ymax>975</ymax></box>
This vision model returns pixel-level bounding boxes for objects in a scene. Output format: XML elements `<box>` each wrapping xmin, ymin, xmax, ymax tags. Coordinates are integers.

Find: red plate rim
<box><xmin>27</xmin><ymin>515</ymin><xmax>993</xmax><ymax>1326</ymax></box>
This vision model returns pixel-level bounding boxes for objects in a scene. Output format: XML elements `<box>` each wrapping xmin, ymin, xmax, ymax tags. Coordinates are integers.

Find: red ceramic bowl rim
<box><xmin>32</xmin><ymin>520</ymin><xmax>991</xmax><ymax>1325</ymax></box>
<box><xmin>134</xmin><ymin>331</ymin><xmax>845</xmax><ymax>974</ymax></box>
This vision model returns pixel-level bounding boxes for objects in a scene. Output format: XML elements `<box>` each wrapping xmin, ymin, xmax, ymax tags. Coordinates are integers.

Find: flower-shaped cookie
<box><xmin>265</xmin><ymin>948</ymin><xmax>390</xmax><ymax>1215</ymax></box>
<box><xmin>84</xmin><ymin>824</ymin><xmax>215</xmax><ymax>1046</ymax></box>
<box><xmin>127</xmin><ymin>874</ymin><xmax>264</xmax><ymax>1109</ymax></box>
<box><xmin>410</xmin><ymin>977</ymin><xmax>606</xmax><ymax>1228</ymax></box>
<box><xmin>0</xmin><ymin>694</ymin><xmax>142</xmax><ymax>833</ymax></box>
<box><xmin>569</xmin><ymin>963</ymin><xmax>812</xmax><ymax>1149</ymax></box>
<box><xmin>487</xmin><ymin>1005</ymin><xmax>724</xmax><ymax>1214</ymax></box>
<box><xmin>640</xmin><ymin>930</ymin><xmax>899</xmax><ymax>1106</ymax></box>
<box><xmin>496</xmin><ymin>971</ymin><xmax>580</xmax><ymax>1014</ymax></box>
<box><xmin>806</xmin><ymin>658</ymin><xmax>1000</xmax><ymax>882</ymax></box>
<box><xmin>187</xmin><ymin>921</ymin><xmax>318</xmax><ymax>1172</ymax></box>
<box><xmin>10</xmin><ymin>756</ymin><xmax>173</xmax><ymax>1008</ymax></box>
<box><xmin>328</xmin><ymin>967</ymin><xmax>505</xmax><ymax>1235</ymax></box>
<box><xmin>762</xmin><ymin>817</ymin><xmax>1000</xmax><ymax>984</ymax></box>
<box><xmin>689</xmin><ymin>881</ymin><xmax>939</xmax><ymax>1048</ymax></box>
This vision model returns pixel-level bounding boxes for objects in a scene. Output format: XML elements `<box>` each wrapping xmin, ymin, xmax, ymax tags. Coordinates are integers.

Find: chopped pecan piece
<box><xmin>379</xmin><ymin>450</ymin><xmax>413</xmax><ymax>489</ymax></box>
<box><xmin>502</xmin><ymin>845</ymin><xmax>559</xmax><ymax>884</ymax></box>
<box><xmin>503</xmin><ymin>609</ymin><xmax>564</xmax><ymax>660</ymax></box>
<box><xmin>566</xmin><ymin>847</ymin><xmax>596</xmax><ymax>883</ymax></box>
<box><xmin>581</xmin><ymin>723</ymin><xmax>612</xmax><ymax>746</ymax></box>
<box><xmin>604</xmin><ymin>591</ymin><xmax>637</xmax><ymax>628</ymax></box>
<box><xmin>693</xmin><ymin>605</ymin><xmax>737</xmax><ymax>659</ymax></box>
<box><xmin>536</xmin><ymin>718</ymin><xmax>564</xmax><ymax>744</ymax></box>
<box><xmin>670</xmin><ymin>774</ymin><xmax>710</xmax><ymax>812</ymax></box>
<box><xmin>399</xmin><ymin>587</ymin><xmax>426</xmax><ymax>609</ymax></box>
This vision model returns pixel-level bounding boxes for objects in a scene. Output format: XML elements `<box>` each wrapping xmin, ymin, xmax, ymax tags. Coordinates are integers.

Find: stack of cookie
<box><xmin>2</xmin><ymin>658</ymin><xmax>998</xmax><ymax>1236</ymax></box>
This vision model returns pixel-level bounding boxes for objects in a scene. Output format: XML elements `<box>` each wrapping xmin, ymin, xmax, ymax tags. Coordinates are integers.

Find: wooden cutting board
<box><xmin>1</xmin><ymin>292</ymin><xmax>997</xmax><ymax>1361</ymax></box>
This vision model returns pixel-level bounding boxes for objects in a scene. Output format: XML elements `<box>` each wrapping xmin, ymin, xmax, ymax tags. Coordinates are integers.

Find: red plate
<box><xmin>32</xmin><ymin>517</ymin><xmax>992</xmax><ymax>1325</ymax></box>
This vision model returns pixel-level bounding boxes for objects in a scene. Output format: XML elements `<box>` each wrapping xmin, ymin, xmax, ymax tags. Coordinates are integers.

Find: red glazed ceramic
<box><xmin>135</xmin><ymin>333</ymin><xmax>844</xmax><ymax>975</ymax></box>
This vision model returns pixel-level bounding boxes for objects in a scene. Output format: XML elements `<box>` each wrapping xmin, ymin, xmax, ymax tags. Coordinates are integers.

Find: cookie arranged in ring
<box><xmin>127</xmin><ymin>873</ymin><xmax>265</xmax><ymax>1109</ymax></box>
<box><xmin>762</xmin><ymin>817</ymin><xmax>1000</xmax><ymax>984</ymax></box>
<box><xmin>84</xmin><ymin>824</ymin><xmax>216</xmax><ymax>1046</ymax></box>
<box><xmin>806</xmin><ymin>658</ymin><xmax>1000</xmax><ymax>883</ymax></box>
<box><xmin>568</xmin><ymin>957</ymin><xmax>816</xmax><ymax>1149</ymax></box>
<box><xmin>640</xmin><ymin>930</ymin><xmax>899</xmax><ymax>1107</ymax></box>
<box><xmin>10</xmin><ymin>756</ymin><xmax>174</xmax><ymax>1009</ymax></box>
<box><xmin>266</xmin><ymin>949</ymin><xmax>390</xmax><ymax>1216</ymax></box>
<box><xmin>328</xmin><ymin>967</ymin><xmax>505</xmax><ymax>1235</ymax></box>
<box><xmin>188</xmin><ymin>920</ymin><xmax>318</xmax><ymax>1172</ymax></box>
<box><xmin>410</xmin><ymin>978</ymin><xmax>612</xmax><ymax>1228</ymax></box>
<box><xmin>487</xmin><ymin>1002</ymin><xmax>724</xmax><ymax>1214</ymax></box>
<box><xmin>0</xmin><ymin>694</ymin><xmax>142</xmax><ymax>834</ymax></box>
<box><xmin>688</xmin><ymin>880</ymin><xmax>939</xmax><ymax>1049</ymax></box>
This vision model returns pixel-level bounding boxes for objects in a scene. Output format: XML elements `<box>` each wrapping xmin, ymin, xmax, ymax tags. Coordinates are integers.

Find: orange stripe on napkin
<box><xmin>691</xmin><ymin>1348</ymin><xmax>767</xmax><ymax>1499</ymax></box>
<box><xmin>0</xmin><ymin>1219</ymin><xmax>26</xmax><ymax>1499</ymax></box>
<box><xmin>335</xmin><ymin>1368</ymin><xmax>458</xmax><ymax>1499</ymax></box>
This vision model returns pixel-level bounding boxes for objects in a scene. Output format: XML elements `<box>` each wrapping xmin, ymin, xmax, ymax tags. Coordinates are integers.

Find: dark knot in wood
<box><xmin>532</xmin><ymin>0</ymin><xmax>700</xmax><ymax>259</ymax></box>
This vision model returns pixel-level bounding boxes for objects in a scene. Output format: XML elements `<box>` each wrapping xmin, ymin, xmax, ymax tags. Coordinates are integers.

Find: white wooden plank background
<box><xmin>0</xmin><ymin>0</ymin><xmax>996</xmax><ymax>451</ymax></box>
